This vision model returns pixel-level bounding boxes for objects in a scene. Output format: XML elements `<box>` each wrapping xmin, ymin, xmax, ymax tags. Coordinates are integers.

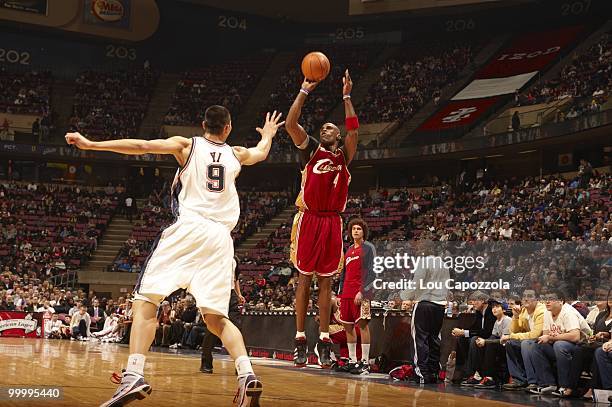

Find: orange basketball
<box><xmin>301</xmin><ymin>52</ymin><xmax>331</xmax><ymax>82</ymax></box>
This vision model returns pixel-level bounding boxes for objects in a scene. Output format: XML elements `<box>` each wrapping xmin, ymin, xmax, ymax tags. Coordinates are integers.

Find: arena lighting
<box><xmin>519</xmin><ymin>149</ymin><xmax>537</xmax><ymax>154</ymax></box>
<box><xmin>356</xmin><ymin>165</ymin><xmax>374</xmax><ymax>169</ymax></box>
<box><xmin>485</xmin><ymin>154</ymin><xmax>504</xmax><ymax>158</ymax></box>
<box><xmin>460</xmin><ymin>156</ymin><xmax>479</xmax><ymax>160</ymax></box>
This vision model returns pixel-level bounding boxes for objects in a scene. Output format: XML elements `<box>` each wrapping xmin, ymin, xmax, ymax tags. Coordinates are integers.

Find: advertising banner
<box><xmin>0</xmin><ymin>311</ymin><xmax>43</xmax><ymax>338</ymax></box>
<box><xmin>418</xmin><ymin>97</ymin><xmax>500</xmax><ymax>131</ymax></box>
<box><xmin>83</xmin><ymin>0</ymin><xmax>131</xmax><ymax>29</ymax></box>
<box><xmin>476</xmin><ymin>25</ymin><xmax>583</xmax><ymax>79</ymax></box>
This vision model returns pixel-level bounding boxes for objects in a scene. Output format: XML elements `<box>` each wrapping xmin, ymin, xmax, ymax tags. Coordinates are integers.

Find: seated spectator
<box><xmin>88</xmin><ymin>298</ymin><xmax>106</xmax><ymax>331</ymax></box>
<box><xmin>91</xmin><ymin>314</ymin><xmax>123</xmax><ymax>342</ymax></box>
<box><xmin>155</xmin><ymin>300</ymin><xmax>173</xmax><ymax>347</ymax></box>
<box><xmin>70</xmin><ymin>305</ymin><xmax>91</xmax><ymax>341</ymax></box>
<box><xmin>450</xmin><ymin>292</ymin><xmax>496</xmax><ymax>382</ymax></box>
<box><xmin>529</xmin><ymin>291</ymin><xmax>592</xmax><ymax>396</ymax></box>
<box><xmin>44</xmin><ymin>313</ymin><xmax>64</xmax><ymax>339</ymax></box>
<box><xmin>500</xmin><ymin>290</ymin><xmax>546</xmax><ymax>391</ymax></box>
<box><xmin>460</xmin><ymin>300</ymin><xmax>512</xmax><ymax>388</ymax></box>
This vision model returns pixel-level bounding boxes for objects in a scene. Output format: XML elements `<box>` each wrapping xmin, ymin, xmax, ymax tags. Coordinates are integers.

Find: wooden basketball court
<box><xmin>0</xmin><ymin>338</ymin><xmax>534</xmax><ymax>406</ymax></box>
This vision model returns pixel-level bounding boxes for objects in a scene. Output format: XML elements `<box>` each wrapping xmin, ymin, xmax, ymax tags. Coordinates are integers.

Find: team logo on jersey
<box><xmin>346</xmin><ymin>255</ymin><xmax>359</xmax><ymax>265</ymax></box>
<box><xmin>313</xmin><ymin>159</ymin><xmax>342</xmax><ymax>174</ymax></box>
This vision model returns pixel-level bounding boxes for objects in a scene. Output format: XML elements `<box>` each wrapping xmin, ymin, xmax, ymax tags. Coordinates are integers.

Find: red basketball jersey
<box><xmin>340</xmin><ymin>244</ymin><xmax>363</xmax><ymax>299</ymax></box>
<box><xmin>296</xmin><ymin>146</ymin><xmax>351</xmax><ymax>212</ymax></box>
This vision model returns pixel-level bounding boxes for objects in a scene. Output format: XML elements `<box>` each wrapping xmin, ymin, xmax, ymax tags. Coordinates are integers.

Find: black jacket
<box><xmin>467</xmin><ymin>303</ymin><xmax>496</xmax><ymax>338</ymax></box>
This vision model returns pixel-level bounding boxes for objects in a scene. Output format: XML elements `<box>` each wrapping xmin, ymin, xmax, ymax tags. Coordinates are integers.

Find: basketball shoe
<box><xmin>100</xmin><ymin>371</ymin><xmax>151</xmax><ymax>407</ymax></box>
<box><xmin>294</xmin><ymin>337</ymin><xmax>307</xmax><ymax>366</ymax></box>
<box><xmin>315</xmin><ymin>338</ymin><xmax>333</xmax><ymax>368</ymax></box>
<box><xmin>233</xmin><ymin>374</ymin><xmax>262</xmax><ymax>407</ymax></box>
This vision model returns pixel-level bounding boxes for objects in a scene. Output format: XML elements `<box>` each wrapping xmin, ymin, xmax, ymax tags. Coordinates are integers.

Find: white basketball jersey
<box><xmin>170</xmin><ymin>137</ymin><xmax>241</xmax><ymax>230</ymax></box>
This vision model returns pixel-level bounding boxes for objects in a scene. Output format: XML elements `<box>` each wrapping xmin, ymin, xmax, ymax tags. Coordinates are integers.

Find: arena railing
<box><xmin>0</xmin><ymin>108</ymin><xmax>610</xmax><ymax>164</ymax></box>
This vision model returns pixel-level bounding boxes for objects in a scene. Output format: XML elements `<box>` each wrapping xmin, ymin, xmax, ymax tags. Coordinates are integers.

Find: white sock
<box><xmin>361</xmin><ymin>343</ymin><xmax>370</xmax><ymax>363</ymax></box>
<box><xmin>319</xmin><ymin>332</ymin><xmax>330</xmax><ymax>341</ymax></box>
<box><xmin>295</xmin><ymin>331</ymin><xmax>306</xmax><ymax>339</ymax></box>
<box><xmin>348</xmin><ymin>342</ymin><xmax>357</xmax><ymax>362</ymax></box>
<box><xmin>235</xmin><ymin>355</ymin><xmax>254</xmax><ymax>378</ymax></box>
<box><xmin>126</xmin><ymin>353</ymin><xmax>145</xmax><ymax>376</ymax></box>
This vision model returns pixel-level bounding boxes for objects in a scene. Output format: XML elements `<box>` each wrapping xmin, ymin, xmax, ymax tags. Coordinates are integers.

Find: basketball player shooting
<box><xmin>65</xmin><ymin>106</ymin><xmax>284</xmax><ymax>407</ymax></box>
<box><xmin>286</xmin><ymin>69</ymin><xmax>359</xmax><ymax>368</ymax></box>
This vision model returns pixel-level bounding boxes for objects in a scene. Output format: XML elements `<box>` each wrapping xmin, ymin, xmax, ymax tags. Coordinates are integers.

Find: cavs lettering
<box><xmin>313</xmin><ymin>159</ymin><xmax>343</xmax><ymax>174</ymax></box>
<box><xmin>345</xmin><ymin>255</ymin><xmax>360</xmax><ymax>266</ymax></box>
<box><xmin>295</xmin><ymin>145</ymin><xmax>350</xmax><ymax>212</ymax></box>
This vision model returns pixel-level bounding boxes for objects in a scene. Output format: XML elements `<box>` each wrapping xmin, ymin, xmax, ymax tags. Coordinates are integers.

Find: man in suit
<box><xmin>88</xmin><ymin>298</ymin><xmax>106</xmax><ymax>331</ymax></box>
<box><xmin>451</xmin><ymin>291</ymin><xmax>496</xmax><ymax>382</ymax></box>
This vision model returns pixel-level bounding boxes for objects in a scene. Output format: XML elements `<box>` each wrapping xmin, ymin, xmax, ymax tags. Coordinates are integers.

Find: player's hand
<box><xmin>65</xmin><ymin>132</ymin><xmax>93</xmax><ymax>150</ymax></box>
<box><xmin>354</xmin><ymin>292</ymin><xmax>363</xmax><ymax>306</ymax></box>
<box><xmin>342</xmin><ymin>69</ymin><xmax>353</xmax><ymax>96</ymax></box>
<box><xmin>256</xmin><ymin>111</ymin><xmax>284</xmax><ymax>139</ymax></box>
<box><xmin>301</xmin><ymin>78</ymin><xmax>319</xmax><ymax>93</ymax></box>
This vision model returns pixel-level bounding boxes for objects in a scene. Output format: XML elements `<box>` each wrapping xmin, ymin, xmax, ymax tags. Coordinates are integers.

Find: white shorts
<box><xmin>134</xmin><ymin>216</ymin><xmax>234</xmax><ymax>317</ymax></box>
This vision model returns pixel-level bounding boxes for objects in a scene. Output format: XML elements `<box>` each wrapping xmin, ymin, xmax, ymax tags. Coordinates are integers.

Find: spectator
<box><xmin>459</xmin><ymin>300</ymin><xmax>512</xmax><ymax>388</ymax></box>
<box><xmin>45</xmin><ymin>314</ymin><xmax>64</xmax><ymax>339</ymax></box>
<box><xmin>501</xmin><ymin>290</ymin><xmax>546</xmax><ymax>391</ymax></box>
<box><xmin>451</xmin><ymin>292</ymin><xmax>496</xmax><ymax>382</ymax></box>
<box><xmin>88</xmin><ymin>298</ymin><xmax>106</xmax><ymax>331</ymax></box>
<box><xmin>529</xmin><ymin>291</ymin><xmax>592</xmax><ymax>396</ymax></box>
<box><xmin>155</xmin><ymin>300</ymin><xmax>173</xmax><ymax>347</ymax></box>
<box><xmin>70</xmin><ymin>305</ymin><xmax>91</xmax><ymax>340</ymax></box>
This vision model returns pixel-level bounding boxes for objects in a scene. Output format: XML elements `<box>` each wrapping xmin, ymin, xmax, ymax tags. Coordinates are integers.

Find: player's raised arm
<box><xmin>232</xmin><ymin>111</ymin><xmax>284</xmax><ymax>166</ymax></box>
<box><xmin>65</xmin><ymin>132</ymin><xmax>192</xmax><ymax>166</ymax></box>
<box><xmin>341</xmin><ymin>69</ymin><xmax>358</xmax><ymax>165</ymax></box>
<box><xmin>286</xmin><ymin>78</ymin><xmax>318</xmax><ymax>147</ymax></box>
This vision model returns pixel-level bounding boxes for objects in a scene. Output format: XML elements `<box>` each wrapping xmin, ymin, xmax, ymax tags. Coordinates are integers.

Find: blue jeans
<box><xmin>506</xmin><ymin>339</ymin><xmax>537</xmax><ymax>385</ymax></box>
<box><xmin>532</xmin><ymin>341</ymin><xmax>577</xmax><ymax>388</ymax></box>
<box><xmin>595</xmin><ymin>347</ymin><xmax>612</xmax><ymax>390</ymax></box>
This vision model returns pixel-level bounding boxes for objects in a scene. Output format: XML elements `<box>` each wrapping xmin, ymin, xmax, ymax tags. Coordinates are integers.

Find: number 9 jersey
<box><xmin>170</xmin><ymin>137</ymin><xmax>241</xmax><ymax>231</ymax></box>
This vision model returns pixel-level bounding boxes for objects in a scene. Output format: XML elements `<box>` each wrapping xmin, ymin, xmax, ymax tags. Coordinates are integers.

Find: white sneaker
<box><xmin>233</xmin><ymin>374</ymin><xmax>262</xmax><ymax>407</ymax></box>
<box><xmin>530</xmin><ymin>385</ymin><xmax>556</xmax><ymax>395</ymax></box>
<box><xmin>100</xmin><ymin>372</ymin><xmax>151</xmax><ymax>407</ymax></box>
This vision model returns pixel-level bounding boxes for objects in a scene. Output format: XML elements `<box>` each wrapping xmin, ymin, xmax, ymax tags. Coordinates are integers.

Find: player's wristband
<box><xmin>299</xmin><ymin>88</ymin><xmax>310</xmax><ymax>96</ymax></box>
<box><xmin>345</xmin><ymin>116</ymin><xmax>359</xmax><ymax>130</ymax></box>
<box><xmin>343</xmin><ymin>94</ymin><xmax>351</xmax><ymax>100</ymax></box>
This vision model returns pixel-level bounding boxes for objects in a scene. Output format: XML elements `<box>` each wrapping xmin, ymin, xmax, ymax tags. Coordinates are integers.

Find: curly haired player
<box><xmin>337</xmin><ymin>218</ymin><xmax>376</xmax><ymax>374</ymax></box>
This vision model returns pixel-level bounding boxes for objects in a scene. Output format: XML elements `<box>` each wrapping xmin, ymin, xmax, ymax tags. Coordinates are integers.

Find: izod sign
<box><xmin>92</xmin><ymin>0</ymin><xmax>125</xmax><ymax>22</ymax></box>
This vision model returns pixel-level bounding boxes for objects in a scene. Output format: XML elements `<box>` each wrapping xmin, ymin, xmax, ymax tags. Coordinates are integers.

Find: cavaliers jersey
<box><xmin>340</xmin><ymin>244</ymin><xmax>363</xmax><ymax>299</ymax></box>
<box><xmin>170</xmin><ymin>137</ymin><xmax>241</xmax><ymax>230</ymax></box>
<box><xmin>339</xmin><ymin>241</ymin><xmax>376</xmax><ymax>299</ymax></box>
<box><xmin>296</xmin><ymin>144</ymin><xmax>351</xmax><ymax>212</ymax></box>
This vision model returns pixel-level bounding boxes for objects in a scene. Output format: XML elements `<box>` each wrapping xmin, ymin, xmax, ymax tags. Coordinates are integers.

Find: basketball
<box><xmin>301</xmin><ymin>51</ymin><xmax>331</xmax><ymax>82</ymax></box>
